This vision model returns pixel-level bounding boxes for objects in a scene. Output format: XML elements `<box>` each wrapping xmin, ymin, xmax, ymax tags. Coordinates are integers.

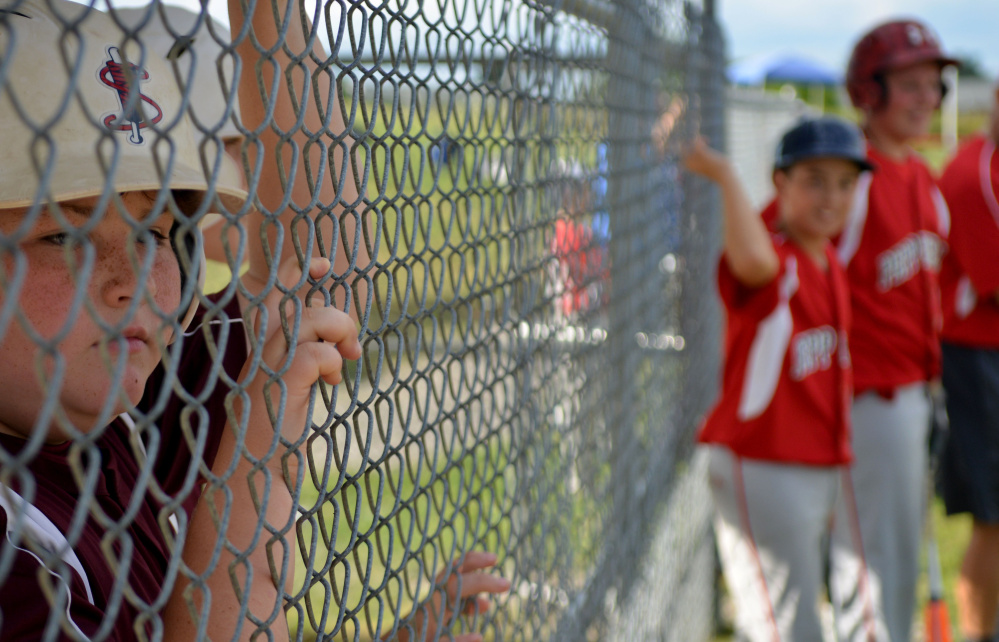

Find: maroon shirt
<box><xmin>0</xmin><ymin>293</ymin><xmax>247</xmax><ymax>641</ymax></box>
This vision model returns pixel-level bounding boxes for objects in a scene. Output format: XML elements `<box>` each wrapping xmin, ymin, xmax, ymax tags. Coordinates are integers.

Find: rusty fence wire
<box><xmin>0</xmin><ymin>0</ymin><xmax>727</xmax><ymax>639</ymax></box>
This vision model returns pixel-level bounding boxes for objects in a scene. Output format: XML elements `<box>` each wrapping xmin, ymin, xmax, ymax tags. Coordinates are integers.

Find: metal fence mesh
<box><xmin>0</xmin><ymin>0</ymin><xmax>727</xmax><ymax>639</ymax></box>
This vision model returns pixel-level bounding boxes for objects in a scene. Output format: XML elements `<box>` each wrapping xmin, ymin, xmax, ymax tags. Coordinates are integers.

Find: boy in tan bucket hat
<box><xmin>0</xmin><ymin>0</ymin><xmax>506</xmax><ymax>639</ymax></box>
<box><xmin>0</xmin><ymin>0</ymin><xmax>361</xmax><ymax>639</ymax></box>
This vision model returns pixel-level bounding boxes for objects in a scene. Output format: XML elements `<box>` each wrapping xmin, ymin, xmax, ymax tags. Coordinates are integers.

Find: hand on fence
<box><xmin>682</xmin><ymin>135</ymin><xmax>732</xmax><ymax>182</ymax></box>
<box><xmin>652</xmin><ymin>95</ymin><xmax>687</xmax><ymax>157</ymax></box>
<box><xmin>234</xmin><ymin>255</ymin><xmax>362</xmax><ymax>507</ymax></box>
<box><xmin>250</xmin><ymin>256</ymin><xmax>361</xmax><ymax>402</ymax></box>
<box><xmin>682</xmin><ymin>135</ymin><xmax>777</xmax><ymax>286</ymax></box>
<box><xmin>395</xmin><ymin>551</ymin><xmax>511</xmax><ymax>642</ymax></box>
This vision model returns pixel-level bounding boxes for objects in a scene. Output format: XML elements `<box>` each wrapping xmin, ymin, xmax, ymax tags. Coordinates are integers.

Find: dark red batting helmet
<box><xmin>846</xmin><ymin>19</ymin><xmax>958</xmax><ymax>110</ymax></box>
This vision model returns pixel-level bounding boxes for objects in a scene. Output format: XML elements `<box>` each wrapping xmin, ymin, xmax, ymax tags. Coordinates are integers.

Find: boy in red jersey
<box><xmin>937</xmin><ymin>77</ymin><xmax>999</xmax><ymax>642</ymax></box>
<box><xmin>688</xmin><ymin>116</ymin><xmax>872</xmax><ymax>641</ymax></box>
<box><xmin>827</xmin><ymin>19</ymin><xmax>956</xmax><ymax>642</ymax></box>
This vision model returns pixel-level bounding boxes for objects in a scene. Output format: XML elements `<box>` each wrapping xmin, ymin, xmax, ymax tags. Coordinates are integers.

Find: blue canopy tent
<box><xmin>727</xmin><ymin>51</ymin><xmax>843</xmax><ymax>85</ymax></box>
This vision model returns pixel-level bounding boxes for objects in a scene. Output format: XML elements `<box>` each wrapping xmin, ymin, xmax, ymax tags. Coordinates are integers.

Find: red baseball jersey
<box><xmin>699</xmin><ymin>234</ymin><xmax>853</xmax><ymax>465</ymax></box>
<box><xmin>835</xmin><ymin>145</ymin><xmax>949</xmax><ymax>392</ymax></box>
<box><xmin>760</xmin><ymin>198</ymin><xmax>779</xmax><ymax>233</ymax></box>
<box><xmin>938</xmin><ymin>134</ymin><xmax>999</xmax><ymax>348</ymax></box>
<box><xmin>0</xmin><ymin>293</ymin><xmax>247</xmax><ymax>641</ymax></box>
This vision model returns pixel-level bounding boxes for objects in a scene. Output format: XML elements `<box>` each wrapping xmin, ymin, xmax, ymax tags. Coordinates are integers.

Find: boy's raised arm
<box><xmin>158</xmin><ymin>1</ymin><xmax>367</xmax><ymax>634</ymax></box>
<box><xmin>684</xmin><ymin>136</ymin><xmax>779</xmax><ymax>287</ymax></box>
<box><xmin>176</xmin><ymin>3</ymin><xmax>511</xmax><ymax>639</ymax></box>
<box><xmin>163</xmin><ymin>257</ymin><xmax>362</xmax><ymax>640</ymax></box>
<box><xmin>226</xmin><ymin>0</ymin><xmax>364</xmax><ymax>310</ymax></box>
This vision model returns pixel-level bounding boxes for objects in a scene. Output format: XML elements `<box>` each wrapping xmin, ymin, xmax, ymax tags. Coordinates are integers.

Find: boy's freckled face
<box><xmin>0</xmin><ymin>192</ymin><xmax>182</xmax><ymax>441</ymax></box>
<box><xmin>776</xmin><ymin>158</ymin><xmax>862</xmax><ymax>247</ymax></box>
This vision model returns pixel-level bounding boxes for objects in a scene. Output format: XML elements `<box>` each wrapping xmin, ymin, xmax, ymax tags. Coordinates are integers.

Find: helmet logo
<box><xmin>98</xmin><ymin>46</ymin><xmax>163</xmax><ymax>145</ymax></box>
<box><xmin>906</xmin><ymin>23</ymin><xmax>937</xmax><ymax>47</ymax></box>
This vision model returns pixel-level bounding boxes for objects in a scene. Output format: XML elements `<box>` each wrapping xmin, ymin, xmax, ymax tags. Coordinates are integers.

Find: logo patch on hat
<box><xmin>905</xmin><ymin>24</ymin><xmax>925</xmax><ymax>46</ymax></box>
<box><xmin>905</xmin><ymin>23</ymin><xmax>937</xmax><ymax>47</ymax></box>
<box><xmin>98</xmin><ymin>46</ymin><xmax>163</xmax><ymax>145</ymax></box>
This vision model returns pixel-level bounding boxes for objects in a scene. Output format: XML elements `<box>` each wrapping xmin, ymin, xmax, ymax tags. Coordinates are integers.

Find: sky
<box><xmin>718</xmin><ymin>0</ymin><xmax>999</xmax><ymax>80</ymax></box>
<box><xmin>79</xmin><ymin>0</ymin><xmax>998</xmax><ymax>81</ymax></box>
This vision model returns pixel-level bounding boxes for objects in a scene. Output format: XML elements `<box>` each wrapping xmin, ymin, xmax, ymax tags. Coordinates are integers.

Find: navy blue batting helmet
<box><xmin>774</xmin><ymin>117</ymin><xmax>874</xmax><ymax>172</ymax></box>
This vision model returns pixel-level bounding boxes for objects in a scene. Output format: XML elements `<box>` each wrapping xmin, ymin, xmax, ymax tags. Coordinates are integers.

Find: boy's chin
<box><xmin>0</xmin><ymin>422</ymin><xmax>79</xmax><ymax>445</ymax></box>
<box><xmin>0</xmin><ymin>377</ymin><xmax>146</xmax><ymax>444</ymax></box>
<box><xmin>787</xmin><ymin>223</ymin><xmax>842</xmax><ymax>245</ymax></box>
<box><xmin>48</xmin><ymin>393</ymin><xmax>144</xmax><ymax>443</ymax></box>
<box><xmin>823</xmin><ymin>222</ymin><xmax>848</xmax><ymax>239</ymax></box>
<box><xmin>40</xmin><ymin>413</ymin><xmax>124</xmax><ymax>444</ymax></box>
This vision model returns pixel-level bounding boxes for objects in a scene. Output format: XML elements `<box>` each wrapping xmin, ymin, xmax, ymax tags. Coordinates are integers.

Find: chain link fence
<box><xmin>0</xmin><ymin>0</ymin><xmax>727</xmax><ymax>639</ymax></box>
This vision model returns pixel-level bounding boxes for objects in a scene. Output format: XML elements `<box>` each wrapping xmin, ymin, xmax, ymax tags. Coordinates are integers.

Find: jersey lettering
<box><xmin>876</xmin><ymin>231</ymin><xmax>943</xmax><ymax>292</ymax></box>
<box><xmin>790</xmin><ymin>325</ymin><xmax>838</xmax><ymax>381</ymax></box>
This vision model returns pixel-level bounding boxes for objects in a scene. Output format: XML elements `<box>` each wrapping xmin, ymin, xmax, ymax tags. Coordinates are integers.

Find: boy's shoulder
<box><xmin>0</xmin><ymin>496</ymin><xmax>97</xmax><ymax>640</ymax></box>
<box><xmin>0</xmin><ymin>420</ymin><xmax>137</xmax><ymax>495</ymax></box>
<box><xmin>941</xmin><ymin>133</ymin><xmax>989</xmax><ymax>189</ymax></box>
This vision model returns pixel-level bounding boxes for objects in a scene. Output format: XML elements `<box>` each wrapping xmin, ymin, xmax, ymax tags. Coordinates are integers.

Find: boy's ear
<box><xmin>772</xmin><ymin>168</ymin><xmax>789</xmax><ymax>191</ymax></box>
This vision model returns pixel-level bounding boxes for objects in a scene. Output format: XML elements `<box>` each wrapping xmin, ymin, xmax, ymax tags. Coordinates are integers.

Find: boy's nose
<box><xmin>919</xmin><ymin>82</ymin><xmax>943</xmax><ymax>106</ymax></box>
<box><xmin>98</xmin><ymin>241</ymin><xmax>156</xmax><ymax>306</ymax></box>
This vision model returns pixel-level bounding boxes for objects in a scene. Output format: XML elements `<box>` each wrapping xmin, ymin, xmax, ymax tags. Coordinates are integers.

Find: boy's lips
<box><xmin>99</xmin><ymin>326</ymin><xmax>152</xmax><ymax>354</ymax></box>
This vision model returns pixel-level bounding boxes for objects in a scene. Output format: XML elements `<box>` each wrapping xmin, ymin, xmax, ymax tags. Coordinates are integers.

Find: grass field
<box><xmin>926</xmin><ymin>499</ymin><xmax>973</xmax><ymax>639</ymax></box>
<box><xmin>284</xmin><ymin>438</ymin><xmax>513</xmax><ymax>642</ymax></box>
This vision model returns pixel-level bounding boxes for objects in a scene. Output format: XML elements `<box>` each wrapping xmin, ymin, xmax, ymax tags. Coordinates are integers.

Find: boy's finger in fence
<box><xmin>433</xmin><ymin>551</ymin><xmax>510</xmax><ymax>619</ymax></box>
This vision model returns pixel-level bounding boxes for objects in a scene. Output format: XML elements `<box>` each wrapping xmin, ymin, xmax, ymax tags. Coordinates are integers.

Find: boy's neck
<box><xmin>864</xmin><ymin>127</ymin><xmax>911</xmax><ymax>163</ymax></box>
<box><xmin>788</xmin><ymin>233</ymin><xmax>829</xmax><ymax>269</ymax></box>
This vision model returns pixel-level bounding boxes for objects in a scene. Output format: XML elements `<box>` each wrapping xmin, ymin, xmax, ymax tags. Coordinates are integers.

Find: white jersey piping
<box><xmin>0</xmin><ymin>483</ymin><xmax>94</xmax><ymax>638</ymax></box>
<box><xmin>837</xmin><ymin>171</ymin><xmax>873</xmax><ymax>267</ymax></box>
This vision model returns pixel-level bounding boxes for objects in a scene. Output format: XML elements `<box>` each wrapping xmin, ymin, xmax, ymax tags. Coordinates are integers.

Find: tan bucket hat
<box><xmin>114</xmin><ymin>4</ymin><xmax>242</xmax><ymax>143</ymax></box>
<box><xmin>0</xmin><ymin>0</ymin><xmax>247</xmax><ymax>213</ymax></box>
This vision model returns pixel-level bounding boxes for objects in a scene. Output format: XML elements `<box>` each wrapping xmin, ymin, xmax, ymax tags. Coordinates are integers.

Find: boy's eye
<box><xmin>894</xmin><ymin>78</ymin><xmax>940</xmax><ymax>96</ymax></box>
<box><xmin>41</xmin><ymin>232</ymin><xmax>72</xmax><ymax>246</ymax></box>
<box><xmin>137</xmin><ymin>229</ymin><xmax>171</xmax><ymax>246</ymax></box>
